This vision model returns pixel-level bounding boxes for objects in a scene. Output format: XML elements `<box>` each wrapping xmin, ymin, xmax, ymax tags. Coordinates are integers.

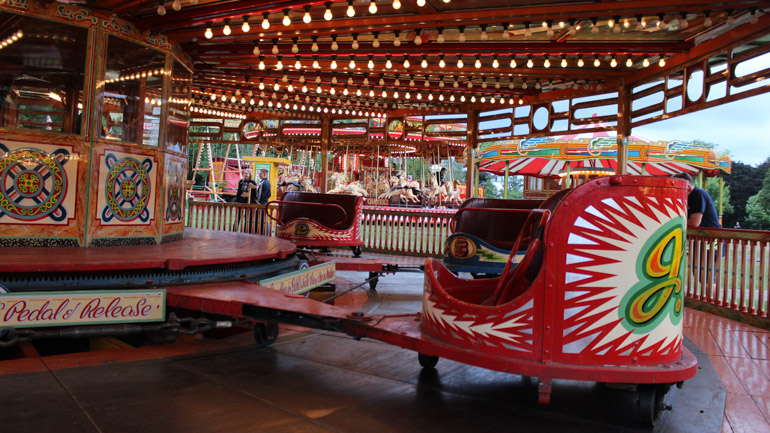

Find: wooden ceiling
<box><xmin>80</xmin><ymin>0</ymin><xmax>770</xmax><ymax>116</ymax></box>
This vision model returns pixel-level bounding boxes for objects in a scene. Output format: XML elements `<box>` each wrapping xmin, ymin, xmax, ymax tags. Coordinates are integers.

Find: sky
<box><xmin>633</xmin><ymin>92</ymin><xmax>770</xmax><ymax>166</ymax></box>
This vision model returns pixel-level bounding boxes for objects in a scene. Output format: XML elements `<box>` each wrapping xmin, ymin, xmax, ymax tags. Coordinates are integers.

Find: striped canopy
<box><xmin>476</xmin><ymin>122</ymin><xmax>731</xmax><ymax>178</ymax></box>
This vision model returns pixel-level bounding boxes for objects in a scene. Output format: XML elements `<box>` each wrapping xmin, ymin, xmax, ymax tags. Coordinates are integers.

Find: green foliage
<box><xmin>505</xmin><ymin>175</ymin><xmax>524</xmax><ymax>199</ymax></box>
<box><xmin>746</xmin><ymin>167</ymin><xmax>770</xmax><ymax>230</ymax></box>
<box><xmin>704</xmin><ymin>177</ymin><xmax>733</xmax><ymax>215</ymax></box>
<box><xmin>723</xmin><ymin>157</ymin><xmax>770</xmax><ymax>228</ymax></box>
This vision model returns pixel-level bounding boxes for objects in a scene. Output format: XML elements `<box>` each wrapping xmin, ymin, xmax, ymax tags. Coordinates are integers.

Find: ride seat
<box><xmin>454</xmin><ymin>198</ymin><xmax>542</xmax><ymax>250</ymax></box>
<box><xmin>279</xmin><ymin>192</ymin><xmax>360</xmax><ymax>230</ymax></box>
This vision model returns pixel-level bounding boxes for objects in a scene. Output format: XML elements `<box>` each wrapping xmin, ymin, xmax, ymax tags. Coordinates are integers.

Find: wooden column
<box><xmin>320</xmin><ymin>115</ymin><xmax>331</xmax><ymax>193</ymax></box>
<box><xmin>616</xmin><ymin>81</ymin><xmax>631</xmax><ymax>175</ymax></box>
<box><xmin>466</xmin><ymin>108</ymin><xmax>479</xmax><ymax>198</ymax></box>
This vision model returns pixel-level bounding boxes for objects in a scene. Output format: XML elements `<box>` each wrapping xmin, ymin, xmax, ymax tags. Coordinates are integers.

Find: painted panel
<box><xmin>96</xmin><ymin>150</ymin><xmax>156</xmax><ymax>226</ymax></box>
<box><xmin>0</xmin><ymin>140</ymin><xmax>78</xmax><ymax>226</ymax></box>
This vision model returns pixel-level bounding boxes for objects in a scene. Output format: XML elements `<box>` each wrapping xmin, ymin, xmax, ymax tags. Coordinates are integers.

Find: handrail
<box><xmin>265</xmin><ymin>200</ymin><xmax>348</xmax><ymax>229</ymax></box>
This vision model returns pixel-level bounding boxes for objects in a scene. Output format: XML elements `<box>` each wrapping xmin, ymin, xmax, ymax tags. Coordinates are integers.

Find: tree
<box><xmin>746</xmin><ymin>167</ymin><xmax>770</xmax><ymax>230</ymax></box>
<box><xmin>704</xmin><ymin>177</ymin><xmax>733</xmax><ymax>217</ymax></box>
<box><xmin>479</xmin><ymin>172</ymin><xmax>499</xmax><ymax>198</ymax></box>
<box><xmin>505</xmin><ymin>175</ymin><xmax>524</xmax><ymax>199</ymax></box>
<box><xmin>723</xmin><ymin>157</ymin><xmax>770</xmax><ymax>228</ymax></box>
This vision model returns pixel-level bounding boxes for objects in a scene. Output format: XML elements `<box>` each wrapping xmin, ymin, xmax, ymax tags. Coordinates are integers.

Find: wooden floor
<box><xmin>683</xmin><ymin>309</ymin><xmax>770</xmax><ymax>433</ymax></box>
<box><xmin>0</xmin><ymin>229</ymin><xmax>297</xmax><ymax>273</ymax></box>
<box><xmin>0</xmin><ymin>251</ymin><xmax>768</xmax><ymax>432</ymax></box>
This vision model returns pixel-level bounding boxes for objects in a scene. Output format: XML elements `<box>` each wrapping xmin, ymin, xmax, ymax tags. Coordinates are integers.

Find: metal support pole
<box><xmin>616</xmin><ymin>82</ymin><xmax>631</xmax><ymax>175</ymax></box>
<box><xmin>466</xmin><ymin>108</ymin><xmax>479</xmax><ymax>198</ymax></box>
<box><xmin>320</xmin><ymin>115</ymin><xmax>331</xmax><ymax>193</ymax></box>
<box><xmin>503</xmin><ymin>162</ymin><xmax>509</xmax><ymax>199</ymax></box>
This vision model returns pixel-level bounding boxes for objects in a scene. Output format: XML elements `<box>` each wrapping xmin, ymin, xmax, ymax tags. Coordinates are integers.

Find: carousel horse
<box><xmin>278</xmin><ymin>171</ymin><xmax>303</xmax><ymax>193</ymax></box>
<box><xmin>442</xmin><ymin>179</ymin><xmax>463</xmax><ymax>206</ymax></box>
<box><xmin>300</xmin><ymin>177</ymin><xmax>317</xmax><ymax>193</ymax></box>
<box><xmin>328</xmin><ymin>172</ymin><xmax>369</xmax><ymax>196</ymax></box>
<box><xmin>378</xmin><ymin>171</ymin><xmax>421</xmax><ymax>204</ymax></box>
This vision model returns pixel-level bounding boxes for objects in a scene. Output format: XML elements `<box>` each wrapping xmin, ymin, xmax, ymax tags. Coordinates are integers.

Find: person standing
<box><xmin>234</xmin><ymin>169</ymin><xmax>258</xmax><ymax>232</ymax></box>
<box><xmin>235</xmin><ymin>169</ymin><xmax>257</xmax><ymax>204</ymax></box>
<box><xmin>256</xmin><ymin>169</ymin><xmax>271</xmax><ymax>205</ymax></box>
<box><xmin>672</xmin><ymin>173</ymin><xmax>721</xmax><ymax>228</ymax></box>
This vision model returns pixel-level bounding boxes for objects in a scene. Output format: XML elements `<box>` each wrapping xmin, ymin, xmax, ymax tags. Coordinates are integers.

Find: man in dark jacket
<box><xmin>256</xmin><ymin>169</ymin><xmax>271</xmax><ymax>205</ymax></box>
<box><xmin>672</xmin><ymin>172</ymin><xmax>720</xmax><ymax>228</ymax></box>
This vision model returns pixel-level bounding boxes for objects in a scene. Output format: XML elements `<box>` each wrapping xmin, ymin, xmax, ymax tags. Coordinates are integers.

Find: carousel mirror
<box><xmin>241</xmin><ymin>121</ymin><xmax>261</xmax><ymax>140</ymax></box>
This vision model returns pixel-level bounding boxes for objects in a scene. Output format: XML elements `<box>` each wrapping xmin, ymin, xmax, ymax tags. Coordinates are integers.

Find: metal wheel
<box><xmin>352</xmin><ymin>245</ymin><xmax>363</xmax><ymax>257</ymax></box>
<box><xmin>637</xmin><ymin>384</ymin><xmax>665</xmax><ymax>426</ymax></box>
<box><xmin>254</xmin><ymin>322</ymin><xmax>279</xmax><ymax>347</ymax></box>
<box><xmin>418</xmin><ymin>353</ymin><xmax>439</xmax><ymax>369</ymax></box>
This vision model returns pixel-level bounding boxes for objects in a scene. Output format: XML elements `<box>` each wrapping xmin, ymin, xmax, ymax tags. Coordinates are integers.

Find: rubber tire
<box><xmin>254</xmin><ymin>322</ymin><xmax>279</xmax><ymax>347</ymax></box>
<box><xmin>418</xmin><ymin>353</ymin><xmax>439</xmax><ymax>369</ymax></box>
<box><xmin>352</xmin><ymin>245</ymin><xmax>363</xmax><ymax>257</ymax></box>
<box><xmin>638</xmin><ymin>384</ymin><xmax>664</xmax><ymax>427</ymax></box>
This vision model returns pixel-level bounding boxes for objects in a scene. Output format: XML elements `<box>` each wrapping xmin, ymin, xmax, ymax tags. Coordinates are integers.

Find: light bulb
<box><xmin>659</xmin><ymin>57</ymin><xmax>666</xmax><ymax>67</ymax></box>
<box><xmin>303</xmin><ymin>8</ymin><xmax>312</xmax><ymax>23</ymax></box>
<box><xmin>439</xmin><ymin>58</ymin><xmax>446</xmax><ymax>68</ymax></box>
<box><xmin>313</xmin><ymin>59</ymin><xmax>320</xmax><ymax>68</ymax></box>
<box><xmin>204</xmin><ymin>25</ymin><xmax>213</xmax><ymax>39</ymax></box>
<box><xmin>458</xmin><ymin>32</ymin><xmax>466</xmax><ymax>43</ymax></box>
<box><xmin>172</xmin><ymin>0</ymin><xmax>181</xmax><ymax>11</ymax></box>
<box><xmin>492</xmin><ymin>58</ymin><xmax>499</xmax><ymax>68</ymax></box>
<box><xmin>292</xmin><ymin>43</ymin><xmax>299</xmax><ymax>54</ymax></box>
<box><xmin>643</xmin><ymin>56</ymin><xmax>650</xmax><ymax>67</ymax></box>
<box><xmin>415</xmin><ymin>34</ymin><xmax>422</xmax><ymax>45</ymax></box>
<box><xmin>282</xmin><ymin>13</ymin><xmax>291</xmax><ymax>26</ymax></box>
<box><xmin>276</xmin><ymin>59</ymin><xmax>283</xmax><ymax>69</ymax></box>
<box><xmin>704</xmin><ymin>14</ymin><xmax>712</xmax><ymax>27</ymax></box>
<box><xmin>349</xmin><ymin>59</ymin><xmax>356</xmax><ymax>68</ymax></box>
<box><xmin>394</xmin><ymin>34</ymin><xmax>401</xmax><ymax>46</ymax></box>
<box><xmin>262</xmin><ymin>15</ymin><xmax>270</xmax><ymax>30</ymax></box>
<box><xmin>475</xmin><ymin>58</ymin><xmax>481</xmax><ymax>68</ymax></box>
<box><xmin>368</xmin><ymin>59</ymin><xmax>374</xmax><ymax>69</ymax></box>
<box><xmin>386</xmin><ymin>58</ymin><xmax>392</xmax><ymax>68</ymax></box>
<box><xmin>544</xmin><ymin>58</ymin><xmax>550</xmax><ymax>68</ymax></box>
<box><xmin>157</xmin><ymin>3</ymin><xmax>166</xmax><ymax>16</ymax></box>
<box><xmin>223</xmin><ymin>21</ymin><xmax>231</xmax><ymax>35</ymax></box>
<box><xmin>352</xmin><ymin>40</ymin><xmax>359</xmax><ymax>49</ymax></box>
<box><xmin>421</xmin><ymin>58</ymin><xmax>428</xmax><ymax>68</ymax></box>
<box><xmin>347</xmin><ymin>3</ymin><xmax>355</xmax><ymax>17</ymax></box>
<box><xmin>594</xmin><ymin>56</ymin><xmax>600</xmax><ymax>67</ymax></box>
<box><xmin>331</xmin><ymin>40</ymin><xmax>338</xmax><ymax>50</ymax></box>
<box><xmin>324</xmin><ymin>3</ymin><xmax>333</xmax><ymax>20</ymax></box>
<box><xmin>510</xmin><ymin>58</ymin><xmax>517</xmax><ymax>68</ymax></box>
<box><xmin>417</xmin><ymin>0</ymin><xmax>426</xmax><ymax>6</ymax></box>
<box><xmin>561</xmin><ymin>58</ymin><xmax>567</xmax><ymax>67</ymax></box>
<box><xmin>626</xmin><ymin>57</ymin><xmax>633</xmax><ymax>67</ymax></box>
<box><xmin>393</xmin><ymin>0</ymin><xmax>401</xmax><ymax>9</ymax></box>
<box><xmin>312</xmin><ymin>42</ymin><xmax>319</xmax><ymax>52</ymax></box>
<box><xmin>369</xmin><ymin>0</ymin><xmax>377</xmax><ymax>14</ymax></box>
<box><xmin>437</xmin><ymin>33</ymin><xmax>444</xmax><ymax>43</ymax></box>
<box><xmin>577</xmin><ymin>57</ymin><xmax>584</xmax><ymax>67</ymax></box>
<box><xmin>373</xmin><ymin>37</ymin><xmax>380</xmax><ymax>48</ymax></box>
<box><xmin>295</xmin><ymin>59</ymin><xmax>301</xmax><ymax>69</ymax></box>
<box><xmin>457</xmin><ymin>57</ymin><xmax>464</xmax><ymax>68</ymax></box>
<box><xmin>481</xmin><ymin>30</ymin><xmax>488</xmax><ymax>40</ymax></box>
<box><xmin>403</xmin><ymin>57</ymin><xmax>410</xmax><ymax>68</ymax></box>
<box><xmin>610</xmin><ymin>57</ymin><xmax>617</xmax><ymax>67</ymax></box>
<box><xmin>727</xmin><ymin>14</ymin><xmax>735</xmax><ymax>26</ymax></box>
<box><xmin>259</xmin><ymin>60</ymin><xmax>265</xmax><ymax>70</ymax></box>
<box><xmin>331</xmin><ymin>59</ymin><xmax>338</xmax><ymax>69</ymax></box>
<box><xmin>527</xmin><ymin>58</ymin><xmax>534</xmax><ymax>68</ymax></box>
<box><xmin>272</xmin><ymin>44</ymin><xmax>279</xmax><ymax>55</ymax></box>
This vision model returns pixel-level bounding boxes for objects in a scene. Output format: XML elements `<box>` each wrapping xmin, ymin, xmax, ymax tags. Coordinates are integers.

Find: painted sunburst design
<box><xmin>558</xmin><ymin>194</ymin><xmax>686</xmax><ymax>363</ymax></box>
<box><xmin>422</xmin><ymin>290</ymin><xmax>535</xmax><ymax>356</ymax></box>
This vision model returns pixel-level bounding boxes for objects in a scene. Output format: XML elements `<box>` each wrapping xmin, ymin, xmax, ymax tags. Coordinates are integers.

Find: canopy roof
<box><xmin>76</xmin><ymin>0</ymin><xmax>770</xmax><ymax>122</ymax></box>
<box><xmin>476</xmin><ymin>120</ymin><xmax>731</xmax><ymax>177</ymax></box>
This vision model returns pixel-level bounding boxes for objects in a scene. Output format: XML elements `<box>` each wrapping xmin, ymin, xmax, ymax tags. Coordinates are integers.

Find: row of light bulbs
<box><xmin>192</xmin><ymin>98</ymin><xmax>387</xmax><ymax>118</ymax></box>
<box><xmin>252</xmin><ymin>52</ymin><xmax>666</xmax><ymax>71</ymax></box>
<box><xmin>0</xmin><ymin>30</ymin><xmax>23</xmax><ymax>50</ymax></box>
<box><xmin>190</xmin><ymin>106</ymin><xmax>246</xmax><ymax>119</ymax></box>
<box><xmin>103</xmin><ymin>69</ymin><xmax>170</xmax><ymax>85</ymax></box>
<box><xmin>204</xmin><ymin>8</ymin><xmax>761</xmax><ymax>40</ymax></box>
<box><xmin>200</xmin><ymin>0</ymin><xmax>452</xmax><ymax>36</ymax></box>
